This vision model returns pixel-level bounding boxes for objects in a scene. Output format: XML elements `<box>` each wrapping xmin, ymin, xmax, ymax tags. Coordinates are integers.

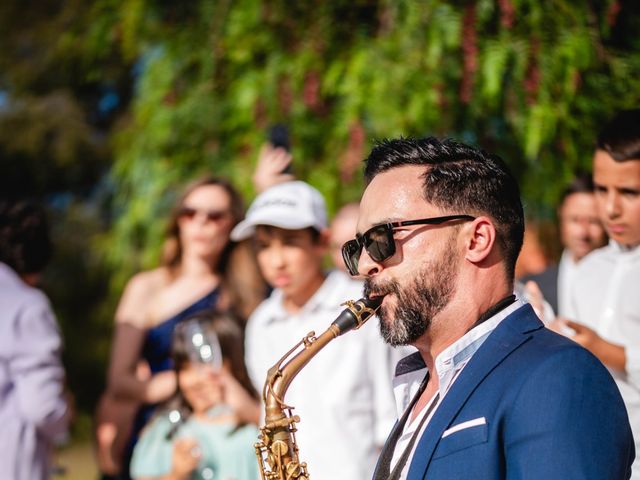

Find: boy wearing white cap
<box><xmin>231</xmin><ymin>181</ymin><xmax>398</xmax><ymax>480</ymax></box>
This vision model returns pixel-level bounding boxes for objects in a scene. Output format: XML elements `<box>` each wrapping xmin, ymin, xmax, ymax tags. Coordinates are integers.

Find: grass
<box><xmin>53</xmin><ymin>441</ymin><xmax>98</xmax><ymax>480</ymax></box>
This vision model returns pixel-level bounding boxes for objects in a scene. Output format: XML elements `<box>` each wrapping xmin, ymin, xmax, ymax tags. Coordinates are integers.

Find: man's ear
<box><xmin>315</xmin><ymin>228</ymin><xmax>331</xmax><ymax>252</ymax></box>
<box><xmin>464</xmin><ymin>217</ymin><xmax>496</xmax><ymax>264</ymax></box>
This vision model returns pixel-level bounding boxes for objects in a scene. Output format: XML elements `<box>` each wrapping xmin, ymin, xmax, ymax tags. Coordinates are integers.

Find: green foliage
<box><xmin>101</xmin><ymin>1</ymin><xmax>640</xmax><ymax>276</ymax></box>
<box><xmin>45</xmin><ymin>201</ymin><xmax>114</xmax><ymax>418</ymax></box>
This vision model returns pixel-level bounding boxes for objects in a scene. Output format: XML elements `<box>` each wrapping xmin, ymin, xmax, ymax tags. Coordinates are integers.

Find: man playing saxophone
<box><xmin>231</xmin><ymin>180</ymin><xmax>400</xmax><ymax>480</ymax></box>
<box><xmin>344</xmin><ymin>137</ymin><xmax>634</xmax><ymax>480</ymax></box>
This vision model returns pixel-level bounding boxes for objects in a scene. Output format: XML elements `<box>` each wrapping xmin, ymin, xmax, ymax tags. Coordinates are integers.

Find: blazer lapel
<box><xmin>406</xmin><ymin>304</ymin><xmax>543</xmax><ymax>479</ymax></box>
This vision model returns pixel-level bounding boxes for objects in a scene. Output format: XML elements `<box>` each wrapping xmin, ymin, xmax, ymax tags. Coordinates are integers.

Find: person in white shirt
<box><xmin>523</xmin><ymin>173</ymin><xmax>607</xmax><ymax>316</ymax></box>
<box><xmin>558</xmin><ymin>109</ymin><xmax>640</xmax><ymax>478</ymax></box>
<box><xmin>230</xmin><ymin>181</ymin><xmax>399</xmax><ymax>480</ymax></box>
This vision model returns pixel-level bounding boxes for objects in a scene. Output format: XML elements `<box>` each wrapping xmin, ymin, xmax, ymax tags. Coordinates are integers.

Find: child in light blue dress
<box><xmin>130</xmin><ymin>312</ymin><xmax>260</xmax><ymax>480</ymax></box>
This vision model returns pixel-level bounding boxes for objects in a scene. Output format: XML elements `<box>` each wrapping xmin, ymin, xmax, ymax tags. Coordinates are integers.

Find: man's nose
<box><xmin>604</xmin><ymin>191</ymin><xmax>622</xmax><ymax>219</ymax></box>
<box><xmin>357</xmin><ymin>248</ymin><xmax>382</xmax><ymax>277</ymax></box>
<box><xmin>268</xmin><ymin>245</ymin><xmax>286</xmax><ymax>268</ymax></box>
<box><xmin>576</xmin><ymin>218</ymin><xmax>592</xmax><ymax>236</ymax></box>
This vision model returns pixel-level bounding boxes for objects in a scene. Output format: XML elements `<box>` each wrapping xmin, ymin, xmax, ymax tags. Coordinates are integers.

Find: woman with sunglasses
<box><xmin>96</xmin><ymin>176</ymin><xmax>266</xmax><ymax>480</ymax></box>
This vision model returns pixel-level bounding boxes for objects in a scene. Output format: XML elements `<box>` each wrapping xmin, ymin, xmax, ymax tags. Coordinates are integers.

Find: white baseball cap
<box><xmin>230</xmin><ymin>181</ymin><xmax>328</xmax><ymax>241</ymax></box>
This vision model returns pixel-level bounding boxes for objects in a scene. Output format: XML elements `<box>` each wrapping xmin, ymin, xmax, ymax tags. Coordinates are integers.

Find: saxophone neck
<box><xmin>264</xmin><ymin>326</ymin><xmax>340</xmax><ymax>414</ymax></box>
<box><xmin>263</xmin><ymin>296</ymin><xmax>382</xmax><ymax>411</ymax></box>
<box><xmin>255</xmin><ymin>296</ymin><xmax>382</xmax><ymax>480</ymax></box>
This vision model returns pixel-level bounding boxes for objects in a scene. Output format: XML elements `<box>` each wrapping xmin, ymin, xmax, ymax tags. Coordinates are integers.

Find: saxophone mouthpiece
<box><xmin>363</xmin><ymin>295</ymin><xmax>383</xmax><ymax>310</ymax></box>
<box><xmin>333</xmin><ymin>296</ymin><xmax>383</xmax><ymax>335</ymax></box>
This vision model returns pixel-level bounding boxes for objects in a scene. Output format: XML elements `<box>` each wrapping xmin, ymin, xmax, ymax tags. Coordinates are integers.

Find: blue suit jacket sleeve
<box><xmin>503</xmin><ymin>346</ymin><xmax>634</xmax><ymax>479</ymax></box>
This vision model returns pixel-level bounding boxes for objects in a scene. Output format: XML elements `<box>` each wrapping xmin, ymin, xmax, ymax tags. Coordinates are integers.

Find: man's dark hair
<box><xmin>364</xmin><ymin>137</ymin><xmax>524</xmax><ymax>282</ymax></box>
<box><xmin>0</xmin><ymin>200</ymin><xmax>52</xmax><ymax>274</ymax></box>
<box><xmin>560</xmin><ymin>172</ymin><xmax>595</xmax><ymax>205</ymax></box>
<box><xmin>596</xmin><ymin>108</ymin><xmax>640</xmax><ymax>162</ymax></box>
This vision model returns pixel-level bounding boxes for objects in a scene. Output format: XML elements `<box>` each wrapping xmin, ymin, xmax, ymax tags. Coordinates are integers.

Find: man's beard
<box><xmin>364</xmin><ymin>241</ymin><xmax>458</xmax><ymax>347</ymax></box>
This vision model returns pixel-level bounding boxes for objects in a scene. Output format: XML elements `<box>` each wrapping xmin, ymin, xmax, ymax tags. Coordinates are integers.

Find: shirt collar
<box><xmin>392</xmin><ymin>299</ymin><xmax>525</xmax><ymax>416</ymax></box>
<box><xmin>263</xmin><ymin>270</ymin><xmax>350</xmax><ymax>324</ymax></box>
<box><xmin>560</xmin><ymin>249</ymin><xmax>579</xmax><ymax>269</ymax></box>
<box><xmin>0</xmin><ymin>262</ymin><xmax>22</xmax><ymax>285</ymax></box>
<box><xmin>434</xmin><ymin>299</ymin><xmax>523</xmax><ymax>396</ymax></box>
<box><xmin>609</xmin><ymin>240</ymin><xmax>640</xmax><ymax>256</ymax></box>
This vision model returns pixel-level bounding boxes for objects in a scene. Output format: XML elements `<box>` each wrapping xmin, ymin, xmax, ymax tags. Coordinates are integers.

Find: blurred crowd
<box><xmin>1</xmin><ymin>108</ymin><xmax>639</xmax><ymax>480</ymax></box>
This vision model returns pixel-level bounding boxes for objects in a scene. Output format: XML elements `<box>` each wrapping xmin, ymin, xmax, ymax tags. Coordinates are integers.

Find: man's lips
<box><xmin>607</xmin><ymin>223</ymin><xmax>626</xmax><ymax>234</ymax></box>
<box><xmin>367</xmin><ymin>291</ymin><xmax>385</xmax><ymax>299</ymax></box>
<box><xmin>366</xmin><ymin>291</ymin><xmax>393</xmax><ymax>308</ymax></box>
<box><xmin>272</xmin><ymin>275</ymin><xmax>290</xmax><ymax>287</ymax></box>
<box><xmin>364</xmin><ymin>280</ymin><xmax>395</xmax><ymax>300</ymax></box>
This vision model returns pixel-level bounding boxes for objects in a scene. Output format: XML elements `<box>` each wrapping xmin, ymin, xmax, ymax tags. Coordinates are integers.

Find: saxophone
<box><xmin>254</xmin><ymin>296</ymin><xmax>383</xmax><ymax>480</ymax></box>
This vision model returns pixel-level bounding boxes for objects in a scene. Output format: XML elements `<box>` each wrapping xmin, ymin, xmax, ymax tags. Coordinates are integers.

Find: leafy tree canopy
<box><xmin>97</xmin><ymin>0</ymin><xmax>640</xmax><ymax>281</ymax></box>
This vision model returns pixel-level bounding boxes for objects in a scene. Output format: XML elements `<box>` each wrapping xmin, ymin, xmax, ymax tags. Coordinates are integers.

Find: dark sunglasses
<box><xmin>341</xmin><ymin>214</ymin><xmax>475</xmax><ymax>276</ymax></box>
<box><xmin>178</xmin><ymin>206</ymin><xmax>230</xmax><ymax>223</ymax></box>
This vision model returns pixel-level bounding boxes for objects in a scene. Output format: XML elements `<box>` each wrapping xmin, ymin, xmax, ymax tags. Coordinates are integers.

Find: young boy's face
<box><xmin>254</xmin><ymin>226</ymin><xmax>326</xmax><ymax>301</ymax></box>
<box><xmin>593</xmin><ymin>150</ymin><xmax>640</xmax><ymax>248</ymax></box>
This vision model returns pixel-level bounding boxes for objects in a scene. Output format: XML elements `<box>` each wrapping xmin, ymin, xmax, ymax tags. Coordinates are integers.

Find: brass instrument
<box><xmin>254</xmin><ymin>296</ymin><xmax>383</xmax><ymax>480</ymax></box>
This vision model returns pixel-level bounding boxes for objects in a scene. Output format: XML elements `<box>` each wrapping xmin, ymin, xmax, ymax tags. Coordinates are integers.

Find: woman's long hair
<box><xmin>161</xmin><ymin>176</ymin><xmax>266</xmax><ymax>321</ymax></box>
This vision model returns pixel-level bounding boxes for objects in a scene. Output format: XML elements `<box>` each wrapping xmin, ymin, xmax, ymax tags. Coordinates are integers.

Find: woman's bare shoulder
<box><xmin>115</xmin><ymin>268</ymin><xmax>172</xmax><ymax>325</ymax></box>
<box><xmin>126</xmin><ymin>268</ymin><xmax>171</xmax><ymax>292</ymax></box>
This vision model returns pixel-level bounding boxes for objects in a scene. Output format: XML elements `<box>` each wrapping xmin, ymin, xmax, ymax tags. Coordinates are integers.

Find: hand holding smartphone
<box><xmin>268</xmin><ymin>124</ymin><xmax>292</xmax><ymax>174</ymax></box>
<box><xmin>253</xmin><ymin>124</ymin><xmax>295</xmax><ymax>192</ymax></box>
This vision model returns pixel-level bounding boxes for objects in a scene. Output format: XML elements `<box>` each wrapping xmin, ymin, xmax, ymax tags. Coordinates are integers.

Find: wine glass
<box><xmin>179</xmin><ymin>318</ymin><xmax>223</xmax><ymax>370</ymax></box>
<box><xmin>166</xmin><ymin>318</ymin><xmax>223</xmax><ymax>440</ymax></box>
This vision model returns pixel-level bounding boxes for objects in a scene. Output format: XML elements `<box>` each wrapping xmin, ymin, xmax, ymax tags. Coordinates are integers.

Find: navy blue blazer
<box><xmin>377</xmin><ymin>304</ymin><xmax>635</xmax><ymax>480</ymax></box>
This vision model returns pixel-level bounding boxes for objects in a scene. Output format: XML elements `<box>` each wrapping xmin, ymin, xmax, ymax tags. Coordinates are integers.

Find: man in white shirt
<box><xmin>344</xmin><ymin>137</ymin><xmax>633</xmax><ymax>479</ymax></box>
<box><xmin>523</xmin><ymin>173</ymin><xmax>607</xmax><ymax>316</ymax></box>
<box><xmin>559</xmin><ymin>109</ymin><xmax>640</xmax><ymax>478</ymax></box>
<box><xmin>230</xmin><ymin>181</ymin><xmax>399</xmax><ymax>480</ymax></box>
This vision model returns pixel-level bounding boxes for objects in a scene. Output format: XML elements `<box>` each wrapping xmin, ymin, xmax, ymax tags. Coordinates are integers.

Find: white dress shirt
<box><xmin>245</xmin><ymin>270</ymin><xmax>401</xmax><ymax>480</ymax></box>
<box><xmin>390</xmin><ymin>299</ymin><xmax>525</xmax><ymax>479</ymax></box>
<box><xmin>568</xmin><ymin>241</ymin><xmax>640</xmax><ymax>479</ymax></box>
<box><xmin>557</xmin><ymin>249</ymin><xmax>580</xmax><ymax>317</ymax></box>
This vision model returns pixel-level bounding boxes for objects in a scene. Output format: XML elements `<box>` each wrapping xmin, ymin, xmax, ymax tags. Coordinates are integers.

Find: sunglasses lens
<box><xmin>342</xmin><ymin>240</ymin><xmax>362</xmax><ymax>276</ymax></box>
<box><xmin>364</xmin><ymin>225</ymin><xmax>394</xmax><ymax>262</ymax></box>
<box><xmin>205</xmin><ymin>211</ymin><xmax>226</xmax><ymax>222</ymax></box>
<box><xmin>179</xmin><ymin>207</ymin><xmax>227</xmax><ymax>223</ymax></box>
<box><xmin>178</xmin><ymin>207</ymin><xmax>197</xmax><ymax>219</ymax></box>
<box><xmin>342</xmin><ymin>225</ymin><xmax>395</xmax><ymax>276</ymax></box>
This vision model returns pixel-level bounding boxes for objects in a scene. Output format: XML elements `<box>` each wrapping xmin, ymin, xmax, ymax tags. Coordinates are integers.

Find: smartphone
<box><xmin>268</xmin><ymin>123</ymin><xmax>290</xmax><ymax>152</ymax></box>
<box><xmin>267</xmin><ymin>124</ymin><xmax>293</xmax><ymax>174</ymax></box>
